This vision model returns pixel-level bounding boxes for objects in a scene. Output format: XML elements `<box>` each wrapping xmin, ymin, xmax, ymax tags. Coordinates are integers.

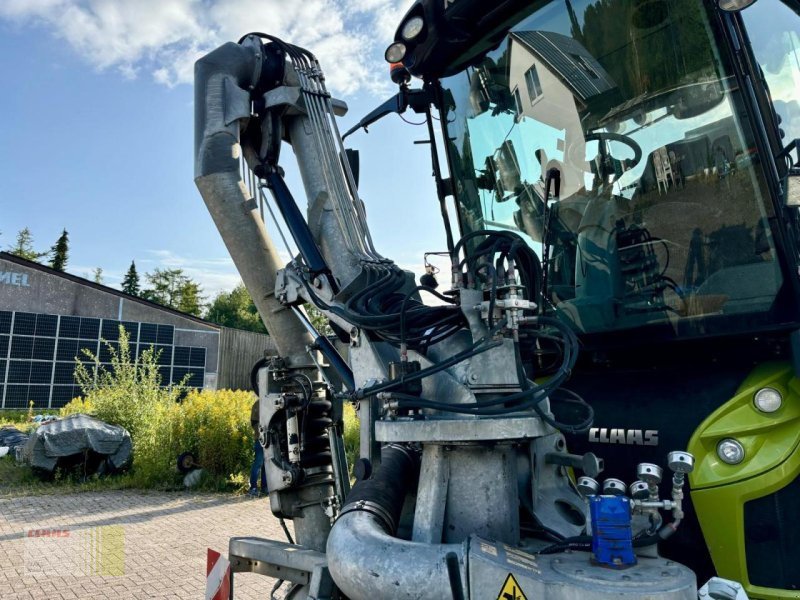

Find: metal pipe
<box><xmin>327</xmin><ymin>444</ymin><xmax>467</xmax><ymax>599</ymax></box>
<box><xmin>326</xmin><ymin>511</ymin><xmax>467</xmax><ymax>600</ymax></box>
<box><xmin>194</xmin><ymin>41</ymin><xmax>314</xmax><ymax>358</ymax></box>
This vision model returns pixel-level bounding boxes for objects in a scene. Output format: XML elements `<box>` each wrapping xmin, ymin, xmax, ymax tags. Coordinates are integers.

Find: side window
<box><xmin>513</xmin><ymin>87</ymin><xmax>523</xmax><ymax>120</ymax></box>
<box><xmin>524</xmin><ymin>65</ymin><xmax>542</xmax><ymax>104</ymax></box>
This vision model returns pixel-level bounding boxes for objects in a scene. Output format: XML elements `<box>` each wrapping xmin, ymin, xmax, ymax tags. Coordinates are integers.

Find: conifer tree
<box><xmin>121</xmin><ymin>261</ymin><xmax>141</xmax><ymax>297</ymax></box>
<box><xmin>8</xmin><ymin>227</ymin><xmax>46</xmax><ymax>262</ymax></box>
<box><xmin>49</xmin><ymin>229</ymin><xmax>69</xmax><ymax>271</ymax></box>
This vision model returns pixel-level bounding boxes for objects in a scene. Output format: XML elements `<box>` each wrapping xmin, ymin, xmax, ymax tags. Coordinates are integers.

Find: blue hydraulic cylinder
<box><xmin>589</xmin><ymin>495</ymin><xmax>636</xmax><ymax>569</ymax></box>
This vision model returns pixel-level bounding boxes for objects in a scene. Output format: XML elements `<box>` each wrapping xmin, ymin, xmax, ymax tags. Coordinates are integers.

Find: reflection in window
<box><xmin>524</xmin><ymin>65</ymin><xmax>543</xmax><ymax>103</ymax></box>
<box><xmin>744</xmin><ymin>0</ymin><xmax>800</xmax><ymax>144</ymax></box>
<box><xmin>440</xmin><ymin>0</ymin><xmax>787</xmax><ymax>339</ymax></box>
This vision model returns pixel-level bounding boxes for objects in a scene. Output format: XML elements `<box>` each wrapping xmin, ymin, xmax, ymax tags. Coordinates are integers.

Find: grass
<box><xmin>0</xmin><ymin>408</ymin><xmax>37</xmax><ymax>430</ymax></box>
<box><xmin>0</xmin><ymin>459</ymin><xmax>138</xmax><ymax>498</ymax></box>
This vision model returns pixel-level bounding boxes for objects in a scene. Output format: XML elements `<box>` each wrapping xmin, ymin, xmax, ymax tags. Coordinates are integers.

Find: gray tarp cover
<box><xmin>0</xmin><ymin>426</ymin><xmax>29</xmax><ymax>450</ymax></box>
<box><xmin>24</xmin><ymin>414</ymin><xmax>132</xmax><ymax>472</ymax></box>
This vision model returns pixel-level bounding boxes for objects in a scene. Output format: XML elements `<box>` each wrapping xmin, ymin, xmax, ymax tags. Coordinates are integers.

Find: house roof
<box><xmin>512</xmin><ymin>30</ymin><xmax>616</xmax><ymax>102</ymax></box>
<box><xmin>0</xmin><ymin>251</ymin><xmax>220</xmax><ymax>329</ymax></box>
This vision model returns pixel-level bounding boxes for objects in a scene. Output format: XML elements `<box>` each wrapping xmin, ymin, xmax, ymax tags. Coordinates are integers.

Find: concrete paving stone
<box><xmin>1</xmin><ymin>490</ymin><xmax>290</xmax><ymax>600</ymax></box>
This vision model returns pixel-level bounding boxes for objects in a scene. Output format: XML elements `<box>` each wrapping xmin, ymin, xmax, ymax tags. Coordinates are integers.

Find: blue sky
<box><xmin>0</xmin><ymin>0</ymin><xmax>451</xmax><ymax>299</ymax></box>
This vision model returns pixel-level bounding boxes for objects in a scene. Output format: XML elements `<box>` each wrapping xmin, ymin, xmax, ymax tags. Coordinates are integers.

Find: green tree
<box><xmin>205</xmin><ymin>284</ymin><xmax>267</xmax><ymax>333</ymax></box>
<box><xmin>121</xmin><ymin>261</ymin><xmax>141</xmax><ymax>297</ymax></box>
<box><xmin>8</xmin><ymin>227</ymin><xmax>46</xmax><ymax>262</ymax></box>
<box><xmin>49</xmin><ymin>229</ymin><xmax>69</xmax><ymax>271</ymax></box>
<box><xmin>92</xmin><ymin>267</ymin><xmax>104</xmax><ymax>284</ymax></box>
<box><xmin>177</xmin><ymin>280</ymin><xmax>204</xmax><ymax>317</ymax></box>
<box><xmin>143</xmin><ymin>268</ymin><xmax>205</xmax><ymax>316</ymax></box>
<box><xmin>305</xmin><ymin>304</ymin><xmax>333</xmax><ymax>336</ymax></box>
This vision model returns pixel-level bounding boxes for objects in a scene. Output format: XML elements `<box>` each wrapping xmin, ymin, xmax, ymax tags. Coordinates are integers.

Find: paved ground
<box><xmin>0</xmin><ymin>490</ymin><xmax>294</xmax><ymax>599</ymax></box>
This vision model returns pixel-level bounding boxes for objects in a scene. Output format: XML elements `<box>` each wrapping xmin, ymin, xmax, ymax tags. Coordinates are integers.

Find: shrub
<box><xmin>59</xmin><ymin>397</ymin><xmax>94</xmax><ymax>417</ymax></box>
<box><xmin>73</xmin><ymin>328</ymin><xmax>186</xmax><ymax>443</ymax></box>
<box><xmin>58</xmin><ymin>326</ymin><xmax>358</xmax><ymax>490</ymax></box>
<box><xmin>62</xmin><ymin>327</ymin><xmax>255</xmax><ymax>488</ymax></box>
<box><xmin>343</xmin><ymin>402</ymin><xmax>359</xmax><ymax>470</ymax></box>
<box><xmin>170</xmin><ymin>389</ymin><xmax>254</xmax><ymax>480</ymax></box>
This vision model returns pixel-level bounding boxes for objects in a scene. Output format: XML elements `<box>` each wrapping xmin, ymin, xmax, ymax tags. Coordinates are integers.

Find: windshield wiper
<box><xmin>341</xmin><ymin>85</ymin><xmax>432</xmax><ymax>139</ymax></box>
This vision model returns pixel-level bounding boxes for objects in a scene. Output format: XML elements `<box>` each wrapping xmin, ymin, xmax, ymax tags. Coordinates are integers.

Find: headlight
<box><xmin>384</xmin><ymin>42</ymin><xmax>407</xmax><ymax>64</ymax></box>
<box><xmin>753</xmin><ymin>387</ymin><xmax>782</xmax><ymax>413</ymax></box>
<box><xmin>716</xmin><ymin>0</ymin><xmax>758</xmax><ymax>11</ymax></box>
<box><xmin>717</xmin><ymin>438</ymin><xmax>745</xmax><ymax>465</ymax></box>
<box><xmin>401</xmin><ymin>16</ymin><xmax>425</xmax><ymax>41</ymax></box>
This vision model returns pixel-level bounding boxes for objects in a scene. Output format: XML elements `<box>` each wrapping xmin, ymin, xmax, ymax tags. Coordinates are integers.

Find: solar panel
<box><xmin>190</xmin><ymin>347</ymin><xmax>206</xmax><ymax>367</ymax></box>
<box><xmin>35</xmin><ymin>314</ymin><xmax>58</xmax><ymax>337</ymax></box>
<box><xmin>101</xmin><ymin>319</ymin><xmax>121</xmax><ymax>340</ymax></box>
<box><xmin>7</xmin><ymin>361</ymin><xmax>31</xmax><ymax>384</ymax></box>
<box><xmin>79</xmin><ymin>317</ymin><xmax>100</xmax><ymax>340</ymax></box>
<box><xmin>157</xmin><ymin>325</ymin><xmax>174</xmax><ymax>345</ymax></box>
<box><xmin>56</xmin><ymin>338</ymin><xmax>79</xmax><ymax>361</ymax></box>
<box><xmin>32</xmin><ymin>337</ymin><xmax>55</xmax><ymax>361</ymax></box>
<box><xmin>13</xmin><ymin>312</ymin><xmax>36</xmax><ymax>336</ymax></box>
<box><xmin>29</xmin><ymin>362</ymin><xmax>53</xmax><ymax>384</ymax></box>
<box><xmin>0</xmin><ymin>311</ymin><xmax>11</xmax><ymax>335</ymax></box>
<box><xmin>140</xmin><ymin>323</ymin><xmax>158</xmax><ymax>344</ymax></box>
<box><xmin>59</xmin><ymin>316</ymin><xmax>81</xmax><ymax>338</ymax></box>
<box><xmin>2</xmin><ymin>310</ymin><xmax>210</xmax><ymax>409</ymax></box>
<box><xmin>10</xmin><ymin>336</ymin><xmax>33</xmax><ymax>359</ymax></box>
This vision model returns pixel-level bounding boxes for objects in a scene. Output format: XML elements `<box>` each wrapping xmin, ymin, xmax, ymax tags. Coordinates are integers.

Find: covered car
<box><xmin>23</xmin><ymin>414</ymin><xmax>132</xmax><ymax>474</ymax></box>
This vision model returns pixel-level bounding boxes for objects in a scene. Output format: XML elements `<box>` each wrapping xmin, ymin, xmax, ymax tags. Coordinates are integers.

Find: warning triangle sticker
<box><xmin>497</xmin><ymin>573</ymin><xmax>527</xmax><ymax>600</ymax></box>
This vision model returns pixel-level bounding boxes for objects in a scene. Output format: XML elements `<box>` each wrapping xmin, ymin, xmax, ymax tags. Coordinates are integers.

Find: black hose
<box><xmin>537</xmin><ymin>521</ymin><xmax>679</xmax><ymax>555</ymax></box>
<box><xmin>342</xmin><ymin>445</ymin><xmax>419</xmax><ymax>534</ymax></box>
<box><xmin>250</xmin><ymin>357</ymin><xmax>269</xmax><ymax>396</ymax></box>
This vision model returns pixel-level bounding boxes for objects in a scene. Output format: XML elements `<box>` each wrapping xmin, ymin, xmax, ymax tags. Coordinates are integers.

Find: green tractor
<box><xmin>195</xmin><ymin>0</ymin><xmax>800</xmax><ymax>597</ymax></box>
<box><xmin>377</xmin><ymin>0</ymin><xmax>800</xmax><ymax>596</ymax></box>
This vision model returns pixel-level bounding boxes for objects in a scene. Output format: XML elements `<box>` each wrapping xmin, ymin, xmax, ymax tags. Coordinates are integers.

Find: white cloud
<box><xmin>140</xmin><ymin>249</ymin><xmax>249</xmax><ymax>299</ymax></box>
<box><xmin>0</xmin><ymin>0</ymin><xmax>415</xmax><ymax>95</ymax></box>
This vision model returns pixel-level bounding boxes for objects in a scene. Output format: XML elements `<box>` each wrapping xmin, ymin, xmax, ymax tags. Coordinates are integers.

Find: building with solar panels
<box><xmin>0</xmin><ymin>251</ymin><xmax>273</xmax><ymax>410</ymax></box>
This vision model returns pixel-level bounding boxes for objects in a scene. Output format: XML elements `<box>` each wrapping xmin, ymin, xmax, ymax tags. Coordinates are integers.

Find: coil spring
<box><xmin>300</xmin><ymin>395</ymin><xmax>332</xmax><ymax>469</ymax></box>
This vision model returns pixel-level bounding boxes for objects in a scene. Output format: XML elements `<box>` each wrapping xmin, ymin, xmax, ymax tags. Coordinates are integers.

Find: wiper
<box><xmin>777</xmin><ymin>138</ymin><xmax>800</xmax><ymax>168</ymax></box>
<box><xmin>341</xmin><ymin>84</ymin><xmax>431</xmax><ymax>140</ymax></box>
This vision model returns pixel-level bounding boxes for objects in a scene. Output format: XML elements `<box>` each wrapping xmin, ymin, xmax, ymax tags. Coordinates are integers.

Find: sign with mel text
<box><xmin>0</xmin><ymin>271</ymin><xmax>31</xmax><ymax>287</ymax></box>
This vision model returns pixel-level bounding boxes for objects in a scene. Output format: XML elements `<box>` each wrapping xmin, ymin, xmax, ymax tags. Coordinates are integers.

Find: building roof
<box><xmin>512</xmin><ymin>30</ymin><xmax>616</xmax><ymax>102</ymax></box>
<box><xmin>0</xmin><ymin>251</ymin><xmax>220</xmax><ymax>329</ymax></box>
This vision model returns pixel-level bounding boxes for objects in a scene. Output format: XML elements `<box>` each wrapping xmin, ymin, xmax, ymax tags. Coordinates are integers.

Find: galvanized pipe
<box><xmin>326</xmin><ymin>511</ymin><xmax>467</xmax><ymax>600</ymax></box>
<box><xmin>194</xmin><ymin>41</ymin><xmax>313</xmax><ymax>358</ymax></box>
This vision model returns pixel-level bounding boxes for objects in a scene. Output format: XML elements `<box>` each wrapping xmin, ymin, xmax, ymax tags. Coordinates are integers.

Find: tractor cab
<box><xmin>430</xmin><ymin>0</ymin><xmax>800</xmax><ymax>344</ymax></box>
<box><xmin>382</xmin><ymin>0</ymin><xmax>800</xmax><ymax>593</ymax></box>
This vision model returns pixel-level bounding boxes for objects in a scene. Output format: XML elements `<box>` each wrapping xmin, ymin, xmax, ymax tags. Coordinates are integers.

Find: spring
<box><xmin>300</xmin><ymin>394</ymin><xmax>332</xmax><ymax>469</ymax></box>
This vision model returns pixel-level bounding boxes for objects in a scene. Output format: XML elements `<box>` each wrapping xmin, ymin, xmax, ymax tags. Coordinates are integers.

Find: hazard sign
<box><xmin>497</xmin><ymin>573</ymin><xmax>527</xmax><ymax>600</ymax></box>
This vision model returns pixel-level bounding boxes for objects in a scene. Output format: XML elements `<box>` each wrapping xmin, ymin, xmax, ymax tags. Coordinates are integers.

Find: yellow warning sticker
<box><xmin>497</xmin><ymin>573</ymin><xmax>527</xmax><ymax>600</ymax></box>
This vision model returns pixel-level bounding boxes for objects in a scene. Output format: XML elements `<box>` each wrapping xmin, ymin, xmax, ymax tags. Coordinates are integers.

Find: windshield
<box><xmin>440</xmin><ymin>0</ymin><xmax>791</xmax><ymax>338</ymax></box>
<box><xmin>744</xmin><ymin>0</ymin><xmax>800</xmax><ymax>144</ymax></box>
